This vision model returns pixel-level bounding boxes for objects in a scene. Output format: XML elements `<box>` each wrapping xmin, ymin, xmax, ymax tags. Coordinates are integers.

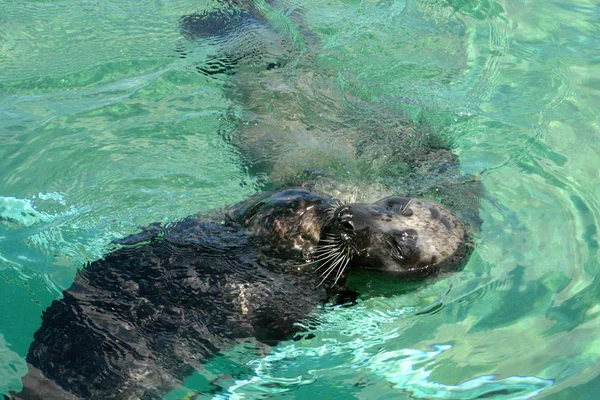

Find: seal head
<box><xmin>319</xmin><ymin>196</ymin><xmax>471</xmax><ymax>281</ymax></box>
<box><xmin>231</xmin><ymin>189</ymin><xmax>472</xmax><ymax>284</ymax></box>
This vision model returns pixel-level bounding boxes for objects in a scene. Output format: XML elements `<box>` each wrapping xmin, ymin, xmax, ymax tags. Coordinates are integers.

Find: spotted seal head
<box><xmin>230</xmin><ymin>188</ymin><xmax>472</xmax><ymax>284</ymax></box>
<box><xmin>322</xmin><ymin>196</ymin><xmax>470</xmax><ymax>280</ymax></box>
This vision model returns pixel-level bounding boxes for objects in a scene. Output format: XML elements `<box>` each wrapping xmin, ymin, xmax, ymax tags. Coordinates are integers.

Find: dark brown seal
<box><xmin>9</xmin><ymin>189</ymin><xmax>472</xmax><ymax>400</ymax></box>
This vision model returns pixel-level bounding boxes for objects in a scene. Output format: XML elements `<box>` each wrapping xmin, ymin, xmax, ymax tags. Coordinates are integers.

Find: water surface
<box><xmin>2</xmin><ymin>0</ymin><xmax>600</xmax><ymax>398</ymax></box>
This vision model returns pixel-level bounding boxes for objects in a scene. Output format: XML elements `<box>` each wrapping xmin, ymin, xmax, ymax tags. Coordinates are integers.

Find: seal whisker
<box><xmin>332</xmin><ymin>256</ymin><xmax>350</xmax><ymax>286</ymax></box>
<box><xmin>333</xmin><ymin>252</ymin><xmax>348</xmax><ymax>279</ymax></box>
<box><xmin>319</xmin><ymin>252</ymin><xmax>345</xmax><ymax>279</ymax></box>
<box><xmin>323</xmin><ymin>198</ymin><xmax>344</xmax><ymax>226</ymax></box>
<box><xmin>314</xmin><ymin>251</ymin><xmax>340</xmax><ymax>262</ymax></box>
<box><xmin>314</xmin><ymin>249</ymin><xmax>341</xmax><ymax>258</ymax></box>
<box><xmin>315</xmin><ymin>247</ymin><xmax>339</xmax><ymax>256</ymax></box>
<box><xmin>315</xmin><ymin>251</ymin><xmax>341</xmax><ymax>264</ymax></box>
<box><xmin>319</xmin><ymin>238</ymin><xmax>342</xmax><ymax>244</ymax></box>
<box><xmin>293</xmin><ymin>258</ymin><xmax>323</xmax><ymax>267</ymax></box>
<box><xmin>314</xmin><ymin>251</ymin><xmax>344</xmax><ymax>271</ymax></box>
<box><xmin>316</xmin><ymin>242</ymin><xmax>341</xmax><ymax>253</ymax></box>
<box><xmin>288</xmin><ymin>239</ymin><xmax>343</xmax><ymax>269</ymax></box>
<box><xmin>318</xmin><ymin>251</ymin><xmax>349</xmax><ymax>287</ymax></box>
<box><xmin>316</xmin><ymin>243</ymin><xmax>342</xmax><ymax>249</ymax></box>
<box><xmin>317</xmin><ymin>260</ymin><xmax>342</xmax><ymax>286</ymax></box>
<box><xmin>317</xmin><ymin>252</ymin><xmax>342</xmax><ymax>275</ymax></box>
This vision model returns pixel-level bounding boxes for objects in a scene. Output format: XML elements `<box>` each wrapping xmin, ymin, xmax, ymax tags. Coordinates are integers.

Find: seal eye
<box><xmin>382</xmin><ymin>198</ymin><xmax>413</xmax><ymax>217</ymax></box>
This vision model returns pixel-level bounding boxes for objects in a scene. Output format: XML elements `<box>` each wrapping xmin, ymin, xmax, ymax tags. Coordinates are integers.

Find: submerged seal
<box><xmin>11</xmin><ymin>189</ymin><xmax>472</xmax><ymax>399</ymax></box>
<box><xmin>178</xmin><ymin>1</ymin><xmax>483</xmax><ymax>227</ymax></box>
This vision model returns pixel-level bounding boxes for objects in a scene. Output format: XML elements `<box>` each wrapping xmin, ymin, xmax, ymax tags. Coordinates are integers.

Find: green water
<box><xmin>1</xmin><ymin>0</ymin><xmax>599</xmax><ymax>398</ymax></box>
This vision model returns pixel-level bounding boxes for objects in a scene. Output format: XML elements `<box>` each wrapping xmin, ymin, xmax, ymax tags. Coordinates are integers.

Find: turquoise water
<box><xmin>1</xmin><ymin>0</ymin><xmax>599</xmax><ymax>398</ymax></box>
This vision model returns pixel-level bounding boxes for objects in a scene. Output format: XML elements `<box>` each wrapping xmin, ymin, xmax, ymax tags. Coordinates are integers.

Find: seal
<box><xmin>10</xmin><ymin>189</ymin><xmax>472</xmax><ymax>400</ymax></box>
<box><xmin>8</xmin><ymin>2</ymin><xmax>482</xmax><ymax>398</ymax></box>
<box><xmin>178</xmin><ymin>1</ymin><xmax>483</xmax><ymax>228</ymax></box>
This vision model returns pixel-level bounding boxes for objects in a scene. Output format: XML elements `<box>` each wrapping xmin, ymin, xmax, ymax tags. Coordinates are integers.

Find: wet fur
<box><xmin>12</xmin><ymin>216</ymin><xmax>340</xmax><ymax>399</ymax></box>
<box><xmin>10</xmin><ymin>187</ymin><xmax>473</xmax><ymax>399</ymax></box>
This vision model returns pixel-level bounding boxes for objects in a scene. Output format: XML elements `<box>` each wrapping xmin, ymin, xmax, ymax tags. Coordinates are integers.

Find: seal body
<box><xmin>16</xmin><ymin>210</ymin><xmax>329</xmax><ymax>400</ymax></box>
<box><xmin>12</xmin><ymin>189</ymin><xmax>472</xmax><ymax>399</ymax></box>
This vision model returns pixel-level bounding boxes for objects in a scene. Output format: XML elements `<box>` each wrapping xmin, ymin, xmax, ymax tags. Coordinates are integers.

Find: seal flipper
<box><xmin>180</xmin><ymin>7</ymin><xmax>264</xmax><ymax>39</ymax></box>
<box><xmin>179</xmin><ymin>3</ymin><xmax>292</xmax><ymax>76</ymax></box>
<box><xmin>179</xmin><ymin>7</ymin><xmax>265</xmax><ymax>75</ymax></box>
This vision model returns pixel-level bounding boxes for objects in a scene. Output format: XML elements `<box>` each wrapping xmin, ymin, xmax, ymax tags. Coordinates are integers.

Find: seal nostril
<box><xmin>341</xmin><ymin>220</ymin><xmax>354</xmax><ymax>231</ymax></box>
<box><xmin>336</xmin><ymin>207</ymin><xmax>354</xmax><ymax>231</ymax></box>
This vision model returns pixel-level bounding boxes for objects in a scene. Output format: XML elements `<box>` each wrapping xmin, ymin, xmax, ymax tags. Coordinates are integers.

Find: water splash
<box><xmin>0</xmin><ymin>196</ymin><xmax>51</xmax><ymax>227</ymax></box>
<box><xmin>209</xmin><ymin>342</ymin><xmax>553</xmax><ymax>400</ymax></box>
<box><xmin>366</xmin><ymin>345</ymin><xmax>554</xmax><ymax>399</ymax></box>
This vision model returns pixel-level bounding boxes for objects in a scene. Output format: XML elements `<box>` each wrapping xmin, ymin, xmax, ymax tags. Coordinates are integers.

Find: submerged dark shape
<box><xmin>179</xmin><ymin>0</ymin><xmax>483</xmax><ymax>230</ymax></box>
<box><xmin>10</xmin><ymin>189</ymin><xmax>473</xmax><ymax>399</ymax></box>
